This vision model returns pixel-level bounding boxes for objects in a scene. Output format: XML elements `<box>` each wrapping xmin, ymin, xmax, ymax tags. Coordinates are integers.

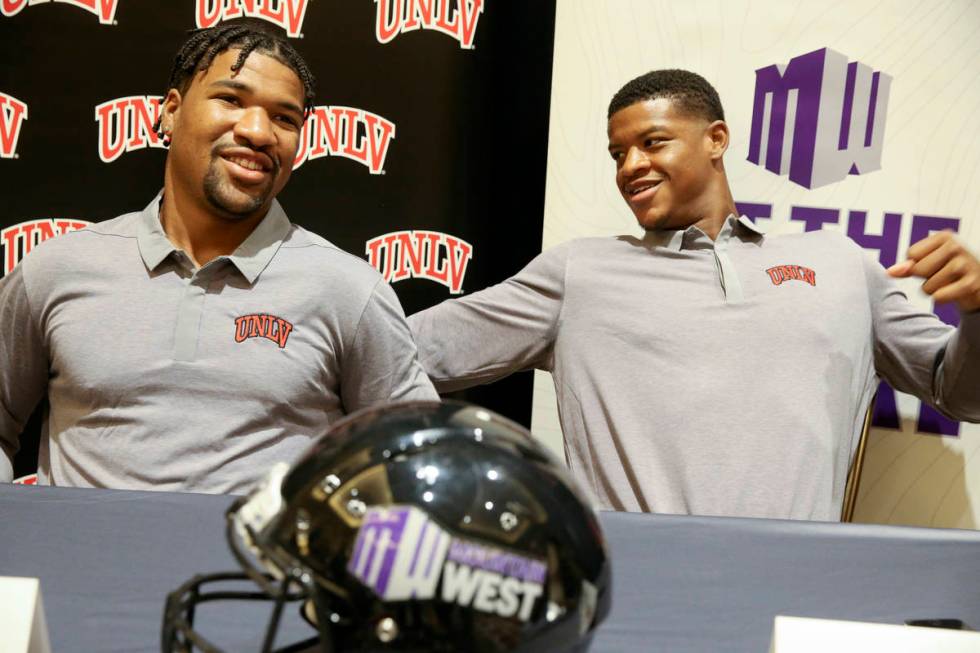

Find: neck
<box><xmin>687</xmin><ymin>175</ymin><xmax>738</xmax><ymax>241</ymax></box>
<box><xmin>160</xmin><ymin>173</ymin><xmax>267</xmax><ymax>268</ymax></box>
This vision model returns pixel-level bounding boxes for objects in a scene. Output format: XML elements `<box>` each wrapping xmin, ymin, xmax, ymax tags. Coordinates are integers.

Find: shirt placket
<box><xmin>683</xmin><ymin>221</ymin><xmax>745</xmax><ymax>304</ymax></box>
<box><xmin>713</xmin><ymin>239</ymin><xmax>744</xmax><ymax>304</ymax></box>
<box><xmin>172</xmin><ymin>257</ymin><xmax>220</xmax><ymax>362</ymax></box>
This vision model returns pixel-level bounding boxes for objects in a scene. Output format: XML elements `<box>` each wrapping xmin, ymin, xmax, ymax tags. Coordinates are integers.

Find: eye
<box><xmin>643</xmin><ymin>137</ymin><xmax>662</xmax><ymax>148</ymax></box>
<box><xmin>216</xmin><ymin>94</ymin><xmax>241</xmax><ymax>106</ymax></box>
<box><xmin>609</xmin><ymin>150</ymin><xmax>622</xmax><ymax>162</ymax></box>
<box><xmin>275</xmin><ymin>114</ymin><xmax>301</xmax><ymax>129</ymax></box>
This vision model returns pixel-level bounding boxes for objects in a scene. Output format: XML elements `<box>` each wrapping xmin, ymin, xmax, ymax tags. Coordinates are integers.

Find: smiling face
<box><xmin>162</xmin><ymin>48</ymin><xmax>306</xmax><ymax>222</ymax></box>
<box><xmin>607</xmin><ymin>97</ymin><xmax>728</xmax><ymax>232</ymax></box>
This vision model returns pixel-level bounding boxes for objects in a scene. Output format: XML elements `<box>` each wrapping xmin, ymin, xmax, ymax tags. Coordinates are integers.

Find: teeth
<box><xmin>228</xmin><ymin>156</ymin><xmax>263</xmax><ymax>172</ymax></box>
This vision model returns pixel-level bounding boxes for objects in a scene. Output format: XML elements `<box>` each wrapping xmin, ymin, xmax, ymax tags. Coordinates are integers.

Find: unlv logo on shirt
<box><xmin>0</xmin><ymin>0</ymin><xmax>119</xmax><ymax>24</ymax></box>
<box><xmin>766</xmin><ymin>264</ymin><xmax>817</xmax><ymax>287</ymax></box>
<box><xmin>0</xmin><ymin>92</ymin><xmax>28</xmax><ymax>159</ymax></box>
<box><xmin>366</xmin><ymin>230</ymin><xmax>472</xmax><ymax>294</ymax></box>
<box><xmin>234</xmin><ymin>313</ymin><xmax>294</xmax><ymax>349</ymax></box>
<box><xmin>196</xmin><ymin>0</ymin><xmax>309</xmax><ymax>38</ymax></box>
<box><xmin>1</xmin><ymin>219</ymin><xmax>91</xmax><ymax>276</ymax></box>
<box><xmin>293</xmin><ymin>105</ymin><xmax>395</xmax><ymax>175</ymax></box>
<box><xmin>95</xmin><ymin>96</ymin><xmax>164</xmax><ymax>163</ymax></box>
<box><xmin>375</xmin><ymin>0</ymin><xmax>484</xmax><ymax>49</ymax></box>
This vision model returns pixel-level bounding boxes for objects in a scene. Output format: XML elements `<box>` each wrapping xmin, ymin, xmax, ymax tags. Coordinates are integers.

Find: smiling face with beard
<box><xmin>162</xmin><ymin>47</ymin><xmax>306</xmax><ymax>224</ymax></box>
<box><xmin>200</xmin><ymin>138</ymin><xmax>281</xmax><ymax>219</ymax></box>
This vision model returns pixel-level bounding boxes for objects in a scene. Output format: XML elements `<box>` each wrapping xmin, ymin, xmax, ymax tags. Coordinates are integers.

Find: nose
<box><xmin>620</xmin><ymin>146</ymin><xmax>650</xmax><ymax>178</ymax></box>
<box><xmin>233</xmin><ymin>107</ymin><xmax>276</xmax><ymax>149</ymax></box>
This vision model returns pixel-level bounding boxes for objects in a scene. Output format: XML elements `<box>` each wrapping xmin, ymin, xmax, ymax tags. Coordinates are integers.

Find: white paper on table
<box><xmin>0</xmin><ymin>576</ymin><xmax>52</xmax><ymax>653</ymax></box>
<box><xmin>770</xmin><ymin>615</ymin><xmax>980</xmax><ymax>653</ymax></box>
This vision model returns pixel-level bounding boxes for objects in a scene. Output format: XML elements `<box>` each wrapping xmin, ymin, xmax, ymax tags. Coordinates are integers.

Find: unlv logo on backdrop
<box><xmin>293</xmin><ymin>105</ymin><xmax>395</xmax><ymax>174</ymax></box>
<box><xmin>747</xmin><ymin>48</ymin><xmax>892</xmax><ymax>189</ymax></box>
<box><xmin>366</xmin><ymin>230</ymin><xmax>472</xmax><ymax>294</ymax></box>
<box><xmin>0</xmin><ymin>92</ymin><xmax>28</xmax><ymax>159</ymax></box>
<box><xmin>1</xmin><ymin>219</ymin><xmax>91</xmax><ymax>276</ymax></box>
<box><xmin>95</xmin><ymin>96</ymin><xmax>164</xmax><ymax>163</ymax></box>
<box><xmin>0</xmin><ymin>0</ymin><xmax>119</xmax><ymax>24</ymax></box>
<box><xmin>375</xmin><ymin>0</ymin><xmax>484</xmax><ymax>49</ymax></box>
<box><xmin>196</xmin><ymin>0</ymin><xmax>309</xmax><ymax>38</ymax></box>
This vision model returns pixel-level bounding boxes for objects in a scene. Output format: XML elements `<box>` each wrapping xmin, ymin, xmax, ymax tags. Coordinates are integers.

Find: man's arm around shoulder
<box><xmin>408</xmin><ymin>243</ymin><xmax>571</xmax><ymax>393</ymax></box>
<box><xmin>340</xmin><ymin>278</ymin><xmax>438</xmax><ymax>411</ymax></box>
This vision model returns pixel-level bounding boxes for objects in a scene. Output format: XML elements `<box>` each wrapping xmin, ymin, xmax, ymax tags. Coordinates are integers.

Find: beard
<box><xmin>202</xmin><ymin>150</ymin><xmax>280</xmax><ymax>220</ymax></box>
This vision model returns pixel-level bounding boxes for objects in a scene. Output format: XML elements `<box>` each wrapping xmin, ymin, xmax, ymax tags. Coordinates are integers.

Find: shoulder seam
<box><xmin>15</xmin><ymin>262</ymin><xmax>49</xmax><ymax>362</ymax></box>
<box><xmin>543</xmin><ymin>244</ymin><xmax>570</xmax><ymax>366</ymax></box>
<box><xmin>281</xmin><ymin>239</ymin><xmax>381</xmax><ymax>273</ymax></box>
<box><xmin>346</xmin><ymin>276</ymin><xmax>385</xmax><ymax>366</ymax></box>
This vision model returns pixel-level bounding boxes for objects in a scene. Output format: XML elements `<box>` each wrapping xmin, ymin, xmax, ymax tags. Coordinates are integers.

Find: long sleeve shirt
<box><xmin>408</xmin><ymin>216</ymin><xmax>980</xmax><ymax>519</ymax></box>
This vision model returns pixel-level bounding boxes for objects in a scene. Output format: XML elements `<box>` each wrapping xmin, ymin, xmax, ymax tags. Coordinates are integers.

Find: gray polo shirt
<box><xmin>408</xmin><ymin>216</ymin><xmax>980</xmax><ymax>519</ymax></box>
<box><xmin>0</xmin><ymin>196</ymin><xmax>437</xmax><ymax>493</ymax></box>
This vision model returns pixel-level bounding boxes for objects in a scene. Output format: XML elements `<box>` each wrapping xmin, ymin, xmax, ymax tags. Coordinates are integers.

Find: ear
<box><xmin>160</xmin><ymin>88</ymin><xmax>182</xmax><ymax>136</ymax></box>
<box><xmin>705</xmin><ymin>120</ymin><xmax>730</xmax><ymax>160</ymax></box>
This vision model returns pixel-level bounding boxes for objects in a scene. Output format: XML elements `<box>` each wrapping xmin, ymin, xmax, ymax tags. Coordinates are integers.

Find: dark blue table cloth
<box><xmin>2</xmin><ymin>485</ymin><xmax>979</xmax><ymax>652</ymax></box>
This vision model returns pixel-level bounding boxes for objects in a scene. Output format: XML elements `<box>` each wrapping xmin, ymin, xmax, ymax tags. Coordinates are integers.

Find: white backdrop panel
<box><xmin>535</xmin><ymin>0</ymin><xmax>980</xmax><ymax>528</ymax></box>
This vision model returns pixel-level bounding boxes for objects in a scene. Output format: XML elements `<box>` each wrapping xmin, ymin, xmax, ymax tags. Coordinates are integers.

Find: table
<box><xmin>1</xmin><ymin>485</ymin><xmax>979</xmax><ymax>652</ymax></box>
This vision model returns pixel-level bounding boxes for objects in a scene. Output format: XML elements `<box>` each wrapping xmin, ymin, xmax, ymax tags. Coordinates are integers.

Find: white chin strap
<box><xmin>232</xmin><ymin>461</ymin><xmax>291</xmax><ymax>579</ymax></box>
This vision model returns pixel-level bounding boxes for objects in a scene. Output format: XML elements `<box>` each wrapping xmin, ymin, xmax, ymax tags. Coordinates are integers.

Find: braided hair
<box><xmin>154</xmin><ymin>18</ymin><xmax>316</xmax><ymax>143</ymax></box>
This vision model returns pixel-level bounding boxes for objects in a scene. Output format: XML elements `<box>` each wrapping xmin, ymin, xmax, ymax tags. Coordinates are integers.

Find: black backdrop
<box><xmin>0</xmin><ymin>1</ymin><xmax>557</xmax><ymax>477</ymax></box>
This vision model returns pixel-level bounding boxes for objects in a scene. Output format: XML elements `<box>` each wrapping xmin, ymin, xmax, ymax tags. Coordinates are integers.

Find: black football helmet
<box><xmin>162</xmin><ymin>401</ymin><xmax>611</xmax><ymax>652</ymax></box>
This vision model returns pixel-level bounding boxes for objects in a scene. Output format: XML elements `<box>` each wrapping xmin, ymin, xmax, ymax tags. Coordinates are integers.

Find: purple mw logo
<box><xmin>747</xmin><ymin>48</ymin><xmax>892</xmax><ymax>189</ymax></box>
<box><xmin>348</xmin><ymin>506</ymin><xmax>451</xmax><ymax>600</ymax></box>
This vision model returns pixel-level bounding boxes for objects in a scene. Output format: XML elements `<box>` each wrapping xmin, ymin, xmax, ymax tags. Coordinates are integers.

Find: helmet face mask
<box><xmin>162</xmin><ymin>401</ymin><xmax>612</xmax><ymax>652</ymax></box>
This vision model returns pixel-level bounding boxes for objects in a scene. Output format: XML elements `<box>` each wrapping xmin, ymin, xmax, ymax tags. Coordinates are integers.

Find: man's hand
<box><xmin>887</xmin><ymin>230</ymin><xmax>980</xmax><ymax>312</ymax></box>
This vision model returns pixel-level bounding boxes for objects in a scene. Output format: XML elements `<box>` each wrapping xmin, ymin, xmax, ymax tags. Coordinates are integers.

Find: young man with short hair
<box><xmin>0</xmin><ymin>20</ymin><xmax>437</xmax><ymax>492</ymax></box>
<box><xmin>409</xmin><ymin>69</ymin><xmax>980</xmax><ymax>520</ymax></box>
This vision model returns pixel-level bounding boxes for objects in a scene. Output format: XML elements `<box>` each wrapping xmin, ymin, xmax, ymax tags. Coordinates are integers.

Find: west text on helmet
<box><xmin>439</xmin><ymin>538</ymin><xmax>546</xmax><ymax>621</ymax></box>
<box><xmin>441</xmin><ymin>561</ymin><xmax>543</xmax><ymax>621</ymax></box>
<box><xmin>195</xmin><ymin>0</ymin><xmax>309</xmax><ymax>39</ymax></box>
<box><xmin>0</xmin><ymin>0</ymin><xmax>118</xmax><ymax>24</ymax></box>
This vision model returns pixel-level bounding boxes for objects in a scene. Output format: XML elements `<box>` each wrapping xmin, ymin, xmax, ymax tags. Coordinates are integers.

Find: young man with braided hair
<box><xmin>408</xmin><ymin>69</ymin><xmax>980</xmax><ymax>520</ymax></box>
<box><xmin>0</xmin><ymin>19</ymin><xmax>436</xmax><ymax>491</ymax></box>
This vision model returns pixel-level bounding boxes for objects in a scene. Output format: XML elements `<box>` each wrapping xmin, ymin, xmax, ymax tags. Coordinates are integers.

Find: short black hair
<box><xmin>154</xmin><ymin>18</ymin><xmax>316</xmax><ymax>138</ymax></box>
<box><xmin>607</xmin><ymin>69</ymin><xmax>724</xmax><ymax>122</ymax></box>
